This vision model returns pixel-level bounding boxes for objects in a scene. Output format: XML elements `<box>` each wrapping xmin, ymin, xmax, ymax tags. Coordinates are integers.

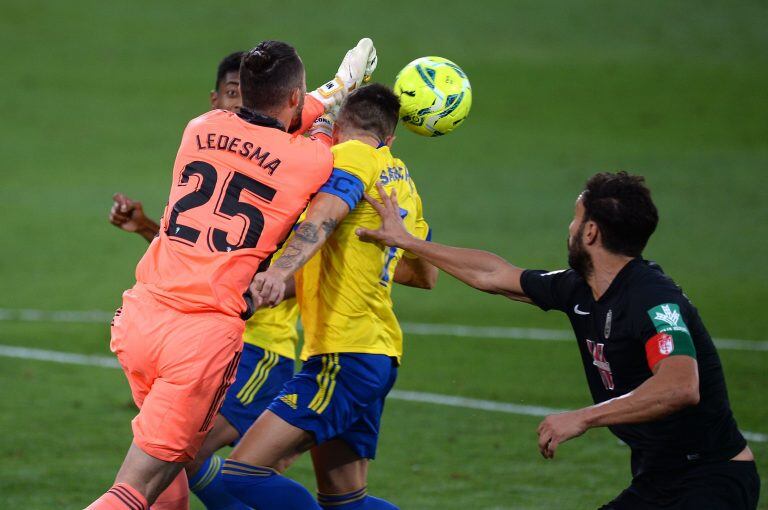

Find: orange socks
<box><xmin>86</xmin><ymin>483</ymin><xmax>148</xmax><ymax>510</ymax></box>
<box><xmin>87</xmin><ymin>474</ymin><xmax>188</xmax><ymax>510</ymax></box>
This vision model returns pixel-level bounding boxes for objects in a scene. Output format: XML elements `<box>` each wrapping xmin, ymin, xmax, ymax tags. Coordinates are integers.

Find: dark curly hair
<box><xmin>581</xmin><ymin>171</ymin><xmax>659</xmax><ymax>257</ymax></box>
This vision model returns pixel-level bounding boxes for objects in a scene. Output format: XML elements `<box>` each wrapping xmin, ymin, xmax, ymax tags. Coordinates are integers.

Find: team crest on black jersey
<box><xmin>604</xmin><ymin>309</ymin><xmax>613</xmax><ymax>339</ymax></box>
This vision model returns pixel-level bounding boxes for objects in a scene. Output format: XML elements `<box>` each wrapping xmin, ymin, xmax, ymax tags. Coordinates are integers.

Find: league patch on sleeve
<box><xmin>645</xmin><ymin>332</ymin><xmax>674</xmax><ymax>370</ymax></box>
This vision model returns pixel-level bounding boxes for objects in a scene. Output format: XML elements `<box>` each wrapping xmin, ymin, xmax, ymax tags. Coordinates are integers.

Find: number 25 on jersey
<box><xmin>165</xmin><ymin>161</ymin><xmax>277</xmax><ymax>252</ymax></box>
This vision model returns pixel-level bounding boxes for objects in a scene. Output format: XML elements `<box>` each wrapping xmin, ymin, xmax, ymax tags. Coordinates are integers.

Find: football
<box><xmin>393</xmin><ymin>56</ymin><xmax>472</xmax><ymax>137</ymax></box>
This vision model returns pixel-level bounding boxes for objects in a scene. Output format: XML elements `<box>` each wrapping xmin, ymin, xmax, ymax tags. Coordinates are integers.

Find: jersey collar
<box><xmin>597</xmin><ymin>257</ymin><xmax>643</xmax><ymax>303</ymax></box>
<box><xmin>237</xmin><ymin>107</ymin><xmax>286</xmax><ymax>131</ymax></box>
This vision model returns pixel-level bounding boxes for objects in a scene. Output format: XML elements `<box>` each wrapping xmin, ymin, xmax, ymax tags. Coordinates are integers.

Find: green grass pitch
<box><xmin>1</xmin><ymin>1</ymin><xmax>766</xmax><ymax>508</ymax></box>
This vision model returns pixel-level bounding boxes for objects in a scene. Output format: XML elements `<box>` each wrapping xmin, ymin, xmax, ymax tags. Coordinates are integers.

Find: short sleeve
<box><xmin>404</xmin><ymin>192</ymin><xmax>431</xmax><ymax>258</ymax></box>
<box><xmin>520</xmin><ymin>269</ymin><xmax>578</xmax><ymax>312</ymax></box>
<box><xmin>636</xmin><ymin>293</ymin><xmax>697</xmax><ymax>371</ymax></box>
<box><xmin>319</xmin><ymin>142</ymin><xmax>380</xmax><ymax>210</ymax></box>
<box><xmin>317</xmin><ymin>168</ymin><xmax>365</xmax><ymax>211</ymax></box>
<box><xmin>330</xmin><ymin>143</ymin><xmax>379</xmax><ymax>187</ymax></box>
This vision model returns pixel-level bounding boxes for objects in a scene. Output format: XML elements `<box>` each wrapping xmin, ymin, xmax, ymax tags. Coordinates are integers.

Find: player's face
<box><xmin>567</xmin><ymin>197</ymin><xmax>585</xmax><ymax>243</ymax></box>
<box><xmin>210</xmin><ymin>71</ymin><xmax>242</xmax><ymax>113</ymax></box>
<box><xmin>287</xmin><ymin>91</ymin><xmax>305</xmax><ymax>132</ymax></box>
<box><xmin>287</xmin><ymin>71</ymin><xmax>307</xmax><ymax>133</ymax></box>
<box><xmin>568</xmin><ymin>198</ymin><xmax>594</xmax><ymax>277</ymax></box>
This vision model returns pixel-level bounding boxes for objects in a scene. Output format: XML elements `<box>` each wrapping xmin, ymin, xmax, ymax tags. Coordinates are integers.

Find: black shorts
<box><xmin>599</xmin><ymin>460</ymin><xmax>760</xmax><ymax>510</ymax></box>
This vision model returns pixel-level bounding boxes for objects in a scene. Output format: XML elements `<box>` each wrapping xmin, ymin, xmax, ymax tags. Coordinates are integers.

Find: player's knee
<box><xmin>186</xmin><ymin>429</ymin><xmax>234</xmax><ymax>476</ymax></box>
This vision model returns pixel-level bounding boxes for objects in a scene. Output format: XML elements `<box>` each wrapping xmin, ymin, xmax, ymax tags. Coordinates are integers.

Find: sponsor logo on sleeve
<box><xmin>647</xmin><ymin>303</ymin><xmax>689</xmax><ymax>334</ymax></box>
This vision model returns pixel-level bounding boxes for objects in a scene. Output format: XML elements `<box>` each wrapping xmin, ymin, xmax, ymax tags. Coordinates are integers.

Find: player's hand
<box><xmin>309</xmin><ymin>38</ymin><xmax>377</xmax><ymax>111</ymax></box>
<box><xmin>109</xmin><ymin>193</ymin><xmax>147</xmax><ymax>233</ymax></box>
<box><xmin>337</xmin><ymin>37</ymin><xmax>377</xmax><ymax>90</ymax></box>
<box><xmin>536</xmin><ymin>410</ymin><xmax>589</xmax><ymax>459</ymax></box>
<box><xmin>356</xmin><ymin>182</ymin><xmax>411</xmax><ymax>247</ymax></box>
<box><xmin>249</xmin><ymin>269</ymin><xmax>287</xmax><ymax>308</ymax></box>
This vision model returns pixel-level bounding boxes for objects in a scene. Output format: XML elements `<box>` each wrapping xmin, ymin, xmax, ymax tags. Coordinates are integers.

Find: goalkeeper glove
<box><xmin>309</xmin><ymin>113</ymin><xmax>335</xmax><ymax>140</ymax></box>
<box><xmin>309</xmin><ymin>38</ymin><xmax>377</xmax><ymax>111</ymax></box>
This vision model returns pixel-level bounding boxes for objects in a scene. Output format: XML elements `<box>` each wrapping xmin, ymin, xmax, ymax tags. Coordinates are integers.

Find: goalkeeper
<box><xmin>95</xmin><ymin>40</ymin><xmax>376</xmax><ymax>510</ymax></box>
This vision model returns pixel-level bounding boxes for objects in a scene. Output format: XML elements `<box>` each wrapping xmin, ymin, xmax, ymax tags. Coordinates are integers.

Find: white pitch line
<box><xmin>0</xmin><ymin>344</ymin><xmax>764</xmax><ymax>444</ymax></box>
<box><xmin>0</xmin><ymin>344</ymin><xmax>121</xmax><ymax>368</ymax></box>
<box><xmin>389</xmin><ymin>389</ymin><xmax>563</xmax><ymax>417</ymax></box>
<box><xmin>1</xmin><ymin>308</ymin><xmax>767</xmax><ymax>352</ymax></box>
<box><xmin>0</xmin><ymin>308</ymin><xmax>115</xmax><ymax>324</ymax></box>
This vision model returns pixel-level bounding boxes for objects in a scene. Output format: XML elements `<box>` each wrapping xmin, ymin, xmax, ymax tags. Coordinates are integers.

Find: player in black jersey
<box><xmin>357</xmin><ymin>172</ymin><xmax>760</xmax><ymax>509</ymax></box>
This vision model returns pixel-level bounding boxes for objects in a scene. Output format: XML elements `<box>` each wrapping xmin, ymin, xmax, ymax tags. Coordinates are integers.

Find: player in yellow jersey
<box><xmin>221</xmin><ymin>84</ymin><xmax>437</xmax><ymax>510</ymax></box>
<box><xmin>106</xmin><ymin>45</ymin><xmax>376</xmax><ymax>510</ymax></box>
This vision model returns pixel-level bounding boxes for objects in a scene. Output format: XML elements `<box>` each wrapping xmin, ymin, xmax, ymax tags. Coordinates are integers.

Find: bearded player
<box><xmin>107</xmin><ymin>45</ymin><xmax>373</xmax><ymax>510</ymax></box>
<box><xmin>87</xmin><ymin>39</ymin><xmax>377</xmax><ymax>510</ymax></box>
<box><xmin>357</xmin><ymin>171</ymin><xmax>759</xmax><ymax>509</ymax></box>
<box><xmin>220</xmin><ymin>84</ymin><xmax>437</xmax><ymax>510</ymax></box>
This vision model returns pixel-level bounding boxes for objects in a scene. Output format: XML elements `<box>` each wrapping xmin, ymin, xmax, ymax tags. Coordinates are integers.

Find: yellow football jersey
<box><xmin>242</xmin><ymin>298</ymin><xmax>299</xmax><ymax>359</ymax></box>
<box><xmin>242</xmin><ymin>243</ymin><xmax>300</xmax><ymax>360</ymax></box>
<box><xmin>297</xmin><ymin>140</ymin><xmax>430</xmax><ymax>363</ymax></box>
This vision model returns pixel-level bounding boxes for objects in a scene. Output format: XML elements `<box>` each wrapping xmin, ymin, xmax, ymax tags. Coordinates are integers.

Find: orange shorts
<box><xmin>110</xmin><ymin>284</ymin><xmax>244</xmax><ymax>463</ymax></box>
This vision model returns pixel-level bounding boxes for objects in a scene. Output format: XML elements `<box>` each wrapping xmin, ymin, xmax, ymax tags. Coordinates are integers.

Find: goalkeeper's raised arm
<box><xmin>355</xmin><ymin>182</ymin><xmax>530</xmax><ymax>302</ymax></box>
<box><xmin>308</xmin><ymin>37</ymin><xmax>377</xmax><ymax>112</ymax></box>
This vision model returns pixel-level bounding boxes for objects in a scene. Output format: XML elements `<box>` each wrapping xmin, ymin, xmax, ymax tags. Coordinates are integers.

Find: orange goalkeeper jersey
<box><xmin>135</xmin><ymin>109</ymin><xmax>333</xmax><ymax>317</ymax></box>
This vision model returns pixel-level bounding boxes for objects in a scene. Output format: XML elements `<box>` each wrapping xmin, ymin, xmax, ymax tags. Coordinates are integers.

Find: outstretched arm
<box><xmin>393</xmin><ymin>256</ymin><xmax>438</xmax><ymax>289</ymax></box>
<box><xmin>251</xmin><ymin>192</ymin><xmax>349</xmax><ymax>306</ymax></box>
<box><xmin>356</xmin><ymin>183</ymin><xmax>529</xmax><ymax>302</ymax></box>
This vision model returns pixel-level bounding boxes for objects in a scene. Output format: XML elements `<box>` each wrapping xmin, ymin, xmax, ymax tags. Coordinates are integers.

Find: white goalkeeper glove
<box><xmin>309</xmin><ymin>38</ymin><xmax>377</xmax><ymax>111</ymax></box>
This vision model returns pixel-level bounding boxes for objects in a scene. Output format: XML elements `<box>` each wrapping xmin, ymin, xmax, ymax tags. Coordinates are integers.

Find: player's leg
<box><xmin>311</xmin><ymin>439</ymin><xmax>368</xmax><ymax>493</ymax></box>
<box><xmin>88</xmin><ymin>297</ymin><xmax>157</xmax><ymax>510</ymax></box>
<box><xmin>292</xmin><ymin>353</ymin><xmax>400</xmax><ymax>509</ymax></box>
<box><xmin>312</xmin><ymin>440</ymin><xmax>400</xmax><ymax>510</ymax></box>
<box><xmin>222</xmin><ymin>354</ymin><xmax>346</xmax><ymax>509</ymax></box>
<box><xmin>596</xmin><ymin>481</ymin><xmax>663</xmax><ymax>510</ymax></box>
<box><xmin>597</xmin><ymin>491</ymin><xmax>652</xmax><ymax>510</ymax></box>
<box><xmin>676</xmin><ymin>460</ymin><xmax>760</xmax><ymax>510</ymax></box>
<box><xmin>187</xmin><ymin>345</ymin><xmax>295</xmax><ymax>510</ymax></box>
<box><xmin>222</xmin><ymin>409</ymin><xmax>319</xmax><ymax>509</ymax></box>
<box><xmin>223</xmin><ymin>353</ymin><xmax>396</xmax><ymax>510</ymax></box>
<box><xmin>152</xmin><ymin>470</ymin><xmax>190</xmax><ymax>510</ymax></box>
<box><xmin>90</xmin><ymin>298</ymin><xmax>244</xmax><ymax>507</ymax></box>
<box><xmin>185</xmin><ymin>415</ymin><xmax>243</xmax><ymax>510</ymax></box>
<box><xmin>312</xmin><ymin>381</ymin><xmax>398</xmax><ymax>510</ymax></box>
<box><xmin>187</xmin><ymin>415</ymin><xmax>240</xmax><ymax>477</ymax></box>
<box><xmin>87</xmin><ymin>443</ymin><xmax>183</xmax><ymax>510</ymax></box>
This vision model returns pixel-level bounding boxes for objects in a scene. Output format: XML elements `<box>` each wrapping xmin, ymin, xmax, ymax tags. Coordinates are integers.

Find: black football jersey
<box><xmin>520</xmin><ymin>258</ymin><xmax>746</xmax><ymax>476</ymax></box>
